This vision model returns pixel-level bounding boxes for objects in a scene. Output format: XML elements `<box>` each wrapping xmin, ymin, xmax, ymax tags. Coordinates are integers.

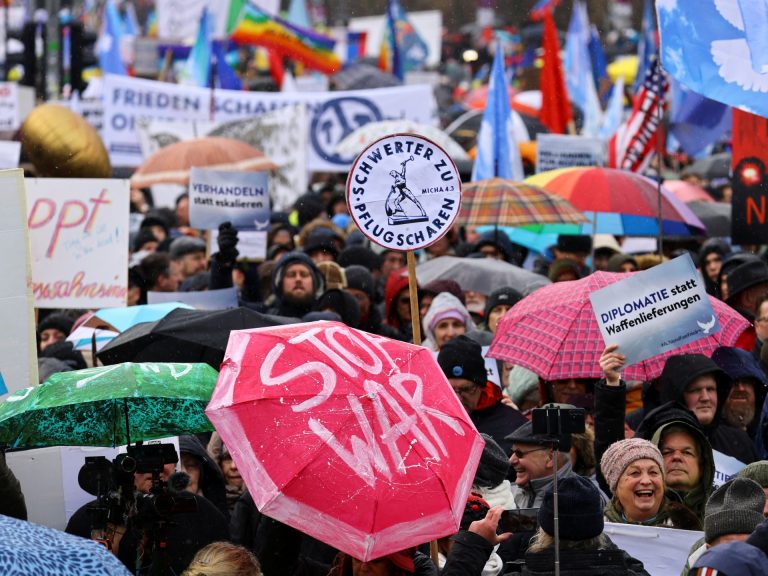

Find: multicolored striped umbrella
<box><xmin>459</xmin><ymin>178</ymin><xmax>588</xmax><ymax>228</ymax></box>
<box><xmin>524</xmin><ymin>167</ymin><xmax>706</xmax><ymax>236</ymax></box>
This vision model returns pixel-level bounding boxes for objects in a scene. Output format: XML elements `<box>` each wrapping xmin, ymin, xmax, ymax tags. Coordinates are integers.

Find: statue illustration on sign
<box><xmin>385</xmin><ymin>155</ymin><xmax>428</xmax><ymax>225</ymax></box>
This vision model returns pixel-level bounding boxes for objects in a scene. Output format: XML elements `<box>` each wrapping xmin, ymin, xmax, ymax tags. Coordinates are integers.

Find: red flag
<box><xmin>539</xmin><ymin>9</ymin><xmax>572</xmax><ymax>134</ymax></box>
<box><xmin>608</xmin><ymin>57</ymin><xmax>668</xmax><ymax>173</ymax></box>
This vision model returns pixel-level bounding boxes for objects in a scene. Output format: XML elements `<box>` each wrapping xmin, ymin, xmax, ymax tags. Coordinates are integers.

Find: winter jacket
<box><xmin>117</xmin><ymin>492</ymin><xmax>230</xmax><ymax>576</ymax></box>
<box><xmin>472</xmin><ymin>383</ymin><xmax>528</xmax><ymax>458</ymax></box>
<box><xmin>179</xmin><ymin>434</ymin><xmax>229</xmax><ymax>521</ymax></box>
<box><xmin>635</xmin><ymin>402</ymin><xmax>715</xmax><ymax>522</ymax></box>
<box><xmin>592</xmin><ymin>379</ymin><xmax>700</xmax><ymax>531</ymax></box>
<box><xmin>658</xmin><ymin>354</ymin><xmax>757</xmax><ymax>464</ymax></box>
<box><xmin>441</xmin><ymin>531</ymin><xmax>497</xmax><ymax>576</ymax></box>
<box><xmin>0</xmin><ymin>452</ymin><xmax>26</xmax><ymax>520</ymax></box>
<box><xmin>422</xmin><ymin>292</ymin><xmax>476</xmax><ymax>351</ymax></box>
<box><xmin>519</xmin><ymin>540</ymin><xmax>650</xmax><ymax>576</ymax></box>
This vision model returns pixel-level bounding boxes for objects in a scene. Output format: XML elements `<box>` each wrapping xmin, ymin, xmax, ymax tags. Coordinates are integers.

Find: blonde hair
<box><xmin>526</xmin><ymin>527</ymin><xmax>608</xmax><ymax>554</ymax></box>
<box><xmin>181</xmin><ymin>542</ymin><xmax>262</xmax><ymax>576</ymax></box>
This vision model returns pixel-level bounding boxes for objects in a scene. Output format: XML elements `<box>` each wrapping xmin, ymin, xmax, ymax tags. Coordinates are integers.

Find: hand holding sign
<box><xmin>599</xmin><ymin>344</ymin><xmax>625</xmax><ymax>387</ymax></box>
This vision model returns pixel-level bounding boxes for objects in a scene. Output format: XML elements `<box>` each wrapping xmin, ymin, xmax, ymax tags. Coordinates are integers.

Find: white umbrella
<box><xmin>335</xmin><ymin>120</ymin><xmax>470</xmax><ymax>160</ymax></box>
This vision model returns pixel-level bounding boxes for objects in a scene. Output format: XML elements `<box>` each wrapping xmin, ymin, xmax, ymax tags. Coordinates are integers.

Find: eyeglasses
<box><xmin>510</xmin><ymin>447</ymin><xmax>549</xmax><ymax>460</ymax></box>
<box><xmin>452</xmin><ymin>384</ymin><xmax>479</xmax><ymax>397</ymax></box>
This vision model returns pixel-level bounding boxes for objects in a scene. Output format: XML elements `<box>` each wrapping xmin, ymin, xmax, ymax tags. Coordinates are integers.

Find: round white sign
<box><xmin>345</xmin><ymin>133</ymin><xmax>462</xmax><ymax>251</ymax></box>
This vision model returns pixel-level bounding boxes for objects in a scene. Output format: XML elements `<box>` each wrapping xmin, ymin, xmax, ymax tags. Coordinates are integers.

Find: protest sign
<box><xmin>148</xmin><ymin>287</ymin><xmax>238</xmax><ymax>310</ymax></box>
<box><xmin>0</xmin><ymin>170</ymin><xmax>37</xmax><ymax>397</ymax></box>
<box><xmin>26</xmin><ymin>178</ymin><xmax>129</xmax><ymax>309</ymax></box>
<box><xmin>189</xmin><ymin>168</ymin><xmax>270</xmax><ymax>230</ymax></box>
<box><xmin>590</xmin><ymin>254</ymin><xmax>718</xmax><ymax>366</ymax></box>
<box><xmin>0</xmin><ymin>82</ymin><xmax>19</xmax><ymax>130</ymax></box>
<box><xmin>536</xmin><ymin>134</ymin><xmax>605</xmax><ymax>172</ymax></box>
<box><xmin>604</xmin><ymin>522</ymin><xmax>703</xmax><ymax>576</ymax></box>
<box><xmin>712</xmin><ymin>449</ymin><xmax>747</xmax><ymax>488</ymax></box>
<box><xmin>346</xmin><ymin>134</ymin><xmax>461</xmax><ymax>251</ymax></box>
<box><xmin>103</xmin><ymin>74</ymin><xmax>436</xmax><ymax>172</ymax></box>
<box><xmin>0</xmin><ymin>141</ymin><xmax>21</xmax><ymax>168</ymax></box>
<box><xmin>731</xmin><ymin>109</ymin><xmax>768</xmax><ymax>244</ymax></box>
<box><xmin>155</xmin><ymin>0</ymin><xmax>235</xmax><ymax>40</ymax></box>
<box><xmin>136</xmin><ymin>103</ymin><xmax>308</xmax><ymax>211</ymax></box>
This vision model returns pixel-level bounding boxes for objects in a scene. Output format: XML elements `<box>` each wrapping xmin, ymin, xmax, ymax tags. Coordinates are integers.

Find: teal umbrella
<box><xmin>86</xmin><ymin>302</ymin><xmax>194</xmax><ymax>332</ymax></box>
<box><xmin>0</xmin><ymin>363</ymin><xmax>217</xmax><ymax>450</ymax></box>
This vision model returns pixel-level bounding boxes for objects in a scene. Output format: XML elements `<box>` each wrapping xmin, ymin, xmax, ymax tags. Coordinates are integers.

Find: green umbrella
<box><xmin>0</xmin><ymin>363</ymin><xmax>217</xmax><ymax>450</ymax></box>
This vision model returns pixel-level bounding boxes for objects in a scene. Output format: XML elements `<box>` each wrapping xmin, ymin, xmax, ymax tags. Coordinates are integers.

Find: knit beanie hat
<box><xmin>600</xmin><ymin>438</ymin><xmax>665</xmax><ymax>492</ymax></box>
<box><xmin>316</xmin><ymin>261</ymin><xmax>347</xmax><ymax>291</ymax></box>
<box><xmin>437</xmin><ymin>335</ymin><xmax>488</xmax><ymax>388</ymax></box>
<box><xmin>336</xmin><ymin>245</ymin><xmax>381</xmax><ymax>272</ymax></box>
<box><xmin>461</xmin><ymin>494</ymin><xmax>491</xmax><ymax>530</ymax></box>
<box><xmin>539</xmin><ymin>475</ymin><xmax>604</xmax><ymax>540</ymax></box>
<box><xmin>473</xmin><ymin>433</ymin><xmax>510</xmax><ymax>488</ymax></box>
<box><xmin>704</xmin><ymin>478</ymin><xmax>766</xmax><ymax>544</ymax></box>
<box><xmin>169</xmin><ymin>236</ymin><xmax>206</xmax><ymax>259</ymax></box>
<box><xmin>739</xmin><ymin>461</ymin><xmax>768</xmax><ymax>488</ymax></box>
<box><xmin>38</xmin><ymin>312</ymin><xmax>75</xmax><ymax>336</ymax></box>
<box><xmin>484</xmin><ymin>286</ymin><xmax>523</xmax><ymax>320</ymax></box>
<box><xmin>429</xmin><ymin>308</ymin><xmax>467</xmax><ymax>332</ymax></box>
<box><xmin>344</xmin><ymin>265</ymin><xmax>375</xmax><ymax>298</ymax></box>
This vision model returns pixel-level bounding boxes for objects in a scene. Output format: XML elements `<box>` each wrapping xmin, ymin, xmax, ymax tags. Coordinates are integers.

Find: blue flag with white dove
<box><xmin>657</xmin><ymin>0</ymin><xmax>768</xmax><ymax>118</ymax></box>
<box><xmin>564</xmin><ymin>1</ymin><xmax>602</xmax><ymax>136</ymax></box>
<box><xmin>97</xmin><ymin>0</ymin><xmax>127</xmax><ymax>76</ymax></box>
<box><xmin>471</xmin><ymin>42</ymin><xmax>524</xmax><ymax>181</ymax></box>
<box><xmin>183</xmin><ymin>7</ymin><xmax>212</xmax><ymax>87</ymax></box>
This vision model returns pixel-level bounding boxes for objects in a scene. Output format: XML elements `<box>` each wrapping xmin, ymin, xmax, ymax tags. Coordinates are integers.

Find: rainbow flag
<box><xmin>230</xmin><ymin>2</ymin><xmax>340</xmax><ymax>75</ymax></box>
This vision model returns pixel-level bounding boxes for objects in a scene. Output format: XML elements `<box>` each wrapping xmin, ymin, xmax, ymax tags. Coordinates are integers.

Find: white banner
<box><xmin>536</xmin><ymin>134</ymin><xmax>606</xmax><ymax>173</ymax></box>
<box><xmin>713</xmin><ymin>449</ymin><xmax>747</xmax><ymax>487</ymax></box>
<box><xmin>136</xmin><ymin>103</ymin><xmax>308</xmax><ymax>211</ymax></box>
<box><xmin>0</xmin><ymin>141</ymin><xmax>21</xmax><ymax>168</ymax></box>
<box><xmin>155</xmin><ymin>0</ymin><xmax>232</xmax><ymax>40</ymax></box>
<box><xmin>26</xmin><ymin>178</ymin><xmax>130</xmax><ymax>309</ymax></box>
<box><xmin>604</xmin><ymin>522</ymin><xmax>703</xmax><ymax>576</ymax></box>
<box><xmin>103</xmin><ymin>74</ymin><xmax>437</xmax><ymax>173</ymax></box>
<box><xmin>0</xmin><ymin>169</ymin><xmax>37</xmax><ymax>397</ymax></box>
<box><xmin>189</xmin><ymin>167</ymin><xmax>270</xmax><ymax>230</ymax></box>
<box><xmin>0</xmin><ymin>82</ymin><xmax>20</xmax><ymax>131</ymax></box>
<box><xmin>148</xmin><ymin>287</ymin><xmax>238</xmax><ymax>309</ymax></box>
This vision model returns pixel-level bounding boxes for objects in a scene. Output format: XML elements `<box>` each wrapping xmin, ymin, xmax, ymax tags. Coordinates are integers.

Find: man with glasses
<box><xmin>438</xmin><ymin>335</ymin><xmax>526</xmax><ymax>457</ymax></box>
<box><xmin>504</xmin><ymin>418</ymin><xmax>608</xmax><ymax>509</ymax></box>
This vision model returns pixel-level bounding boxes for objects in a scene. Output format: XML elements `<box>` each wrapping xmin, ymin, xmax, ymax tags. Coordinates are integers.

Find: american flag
<box><xmin>608</xmin><ymin>56</ymin><xmax>669</xmax><ymax>173</ymax></box>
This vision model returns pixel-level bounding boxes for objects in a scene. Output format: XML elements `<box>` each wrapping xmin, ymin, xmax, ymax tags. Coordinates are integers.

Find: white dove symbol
<box><xmin>712</xmin><ymin>0</ymin><xmax>768</xmax><ymax>92</ymax></box>
<box><xmin>697</xmin><ymin>315</ymin><xmax>716</xmax><ymax>334</ymax></box>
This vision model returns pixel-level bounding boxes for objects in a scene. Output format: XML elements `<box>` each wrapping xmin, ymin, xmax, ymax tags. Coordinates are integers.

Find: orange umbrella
<box><xmin>130</xmin><ymin>137</ymin><xmax>278</xmax><ymax>188</ymax></box>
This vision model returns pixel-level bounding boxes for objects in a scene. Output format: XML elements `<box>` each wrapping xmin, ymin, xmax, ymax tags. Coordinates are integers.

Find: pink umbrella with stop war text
<box><xmin>205</xmin><ymin>321</ymin><xmax>484</xmax><ymax>561</ymax></box>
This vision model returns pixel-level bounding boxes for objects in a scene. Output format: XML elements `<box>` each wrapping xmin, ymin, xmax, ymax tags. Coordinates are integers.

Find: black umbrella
<box><xmin>682</xmin><ymin>152</ymin><xmax>731</xmax><ymax>180</ymax></box>
<box><xmin>687</xmin><ymin>201</ymin><xmax>731</xmax><ymax>237</ymax></box>
<box><xmin>97</xmin><ymin>307</ymin><xmax>296</xmax><ymax>368</ymax></box>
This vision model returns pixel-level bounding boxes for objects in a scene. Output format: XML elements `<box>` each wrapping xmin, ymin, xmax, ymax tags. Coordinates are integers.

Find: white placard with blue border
<box><xmin>589</xmin><ymin>254</ymin><xmax>718</xmax><ymax>366</ymax></box>
<box><xmin>189</xmin><ymin>167</ymin><xmax>270</xmax><ymax>231</ymax></box>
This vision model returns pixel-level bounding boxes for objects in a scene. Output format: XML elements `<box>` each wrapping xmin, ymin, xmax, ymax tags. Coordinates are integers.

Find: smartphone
<box><xmin>499</xmin><ymin>508</ymin><xmax>539</xmax><ymax>533</ymax></box>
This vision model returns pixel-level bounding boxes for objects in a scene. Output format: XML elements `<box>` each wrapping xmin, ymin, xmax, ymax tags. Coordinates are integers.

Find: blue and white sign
<box><xmin>590</xmin><ymin>254</ymin><xmax>719</xmax><ymax>366</ymax></box>
<box><xmin>102</xmin><ymin>75</ymin><xmax>436</xmax><ymax>171</ymax></box>
<box><xmin>189</xmin><ymin>167</ymin><xmax>270</xmax><ymax>231</ymax></box>
<box><xmin>657</xmin><ymin>0</ymin><xmax>768</xmax><ymax>117</ymax></box>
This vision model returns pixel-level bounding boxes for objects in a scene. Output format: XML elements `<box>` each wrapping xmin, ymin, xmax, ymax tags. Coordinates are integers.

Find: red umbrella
<box><xmin>488</xmin><ymin>272</ymin><xmax>748</xmax><ymax>382</ymax></box>
<box><xmin>206</xmin><ymin>321</ymin><xmax>484</xmax><ymax>561</ymax></box>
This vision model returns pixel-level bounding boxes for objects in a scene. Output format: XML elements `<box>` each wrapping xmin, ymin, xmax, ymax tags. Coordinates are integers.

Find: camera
<box><xmin>499</xmin><ymin>508</ymin><xmax>539</xmax><ymax>534</ymax></box>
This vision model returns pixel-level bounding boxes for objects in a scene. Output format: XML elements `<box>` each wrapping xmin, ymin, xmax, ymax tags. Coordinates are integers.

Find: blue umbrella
<box><xmin>0</xmin><ymin>514</ymin><xmax>131</xmax><ymax>574</ymax></box>
<box><xmin>89</xmin><ymin>302</ymin><xmax>194</xmax><ymax>333</ymax></box>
